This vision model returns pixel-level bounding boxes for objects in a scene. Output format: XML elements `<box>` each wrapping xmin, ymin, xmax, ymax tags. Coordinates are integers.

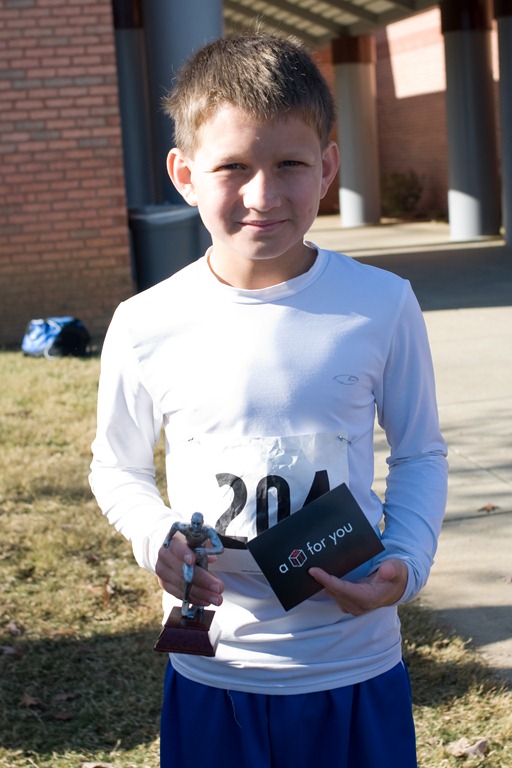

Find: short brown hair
<box><xmin>163</xmin><ymin>33</ymin><xmax>336</xmax><ymax>155</ymax></box>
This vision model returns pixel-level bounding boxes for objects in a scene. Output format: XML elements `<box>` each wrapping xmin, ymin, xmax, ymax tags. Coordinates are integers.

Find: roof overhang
<box><xmin>224</xmin><ymin>0</ymin><xmax>438</xmax><ymax>48</ymax></box>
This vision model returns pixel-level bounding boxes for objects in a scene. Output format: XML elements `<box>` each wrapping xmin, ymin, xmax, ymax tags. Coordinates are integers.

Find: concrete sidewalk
<box><xmin>308</xmin><ymin>216</ymin><xmax>512</xmax><ymax>685</ymax></box>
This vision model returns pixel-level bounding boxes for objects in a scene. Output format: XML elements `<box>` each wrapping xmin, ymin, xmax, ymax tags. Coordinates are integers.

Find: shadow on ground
<box><xmin>357</xmin><ymin>244</ymin><xmax>512</xmax><ymax>312</ymax></box>
<box><xmin>0</xmin><ymin>628</ymin><xmax>167</xmax><ymax>755</ymax></box>
<box><xmin>399</xmin><ymin>603</ymin><xmax>511</xmax><ymax>704</ymax></box>
<box><xmin>2</xmin><ymin>608</ymin><xmax>510</xmax><ymax>759</ymax></box>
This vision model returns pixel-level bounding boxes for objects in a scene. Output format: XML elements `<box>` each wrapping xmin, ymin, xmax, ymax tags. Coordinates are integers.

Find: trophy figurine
<box><xmin>154</xmin><ymin>512</ymin><xmax>224</xmax><ymax>657</ymax></box>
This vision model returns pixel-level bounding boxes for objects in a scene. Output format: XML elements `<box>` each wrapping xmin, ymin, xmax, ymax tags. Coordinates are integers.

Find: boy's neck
<box><xmin>207</xmin><ymin>243</ymin><xmax>318</xmax><ymax>290</ymax></box>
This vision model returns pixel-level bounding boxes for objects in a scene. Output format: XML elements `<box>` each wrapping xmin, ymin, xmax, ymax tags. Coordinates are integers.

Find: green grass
<box><xmin>1</xmin><ymin>351</ymin><xmax>511</xmax><ymax>768</ymax></box>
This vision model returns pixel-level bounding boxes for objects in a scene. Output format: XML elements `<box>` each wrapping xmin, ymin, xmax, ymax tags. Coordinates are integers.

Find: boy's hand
<box><xmin>308</xmin><ymin>558</ymin><xmax>408</xmax><ymax>616</ymax></box>
<box><xmin>155</xmin><ymin>532</ymin><xmax>224</xmax><ymax>609</ymax></box>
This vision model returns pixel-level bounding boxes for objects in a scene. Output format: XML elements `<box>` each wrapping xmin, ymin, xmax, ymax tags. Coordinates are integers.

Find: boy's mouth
<box><xmin>241</xmin><ymin>219</ymin><xmax>286</xmax><ymax>231</ymax></box>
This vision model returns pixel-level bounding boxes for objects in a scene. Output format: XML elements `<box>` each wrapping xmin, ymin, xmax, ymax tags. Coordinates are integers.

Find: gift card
<box><xmin>246</xmin><ymin>483</ymin><xmax>384</xmax><ymax>611</ymax></box>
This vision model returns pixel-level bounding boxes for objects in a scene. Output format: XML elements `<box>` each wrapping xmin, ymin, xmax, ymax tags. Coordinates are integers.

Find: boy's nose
<box><xmin>242</xmin><ymin>171</ymin><xmax>280</xmax><ymax>211</ymax></box>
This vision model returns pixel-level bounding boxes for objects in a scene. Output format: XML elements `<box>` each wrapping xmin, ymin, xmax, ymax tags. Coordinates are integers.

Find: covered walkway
<box><xmin>114</xmin><ymin>0</ymin><xmax>512</xmax><ymax>242</ymax></box>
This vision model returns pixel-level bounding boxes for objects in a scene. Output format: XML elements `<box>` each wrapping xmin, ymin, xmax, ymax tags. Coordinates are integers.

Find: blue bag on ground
<box><xmin>21</xmin><ymin>317</ymin><xmax>90</xmax><ymax>359</ymax></box>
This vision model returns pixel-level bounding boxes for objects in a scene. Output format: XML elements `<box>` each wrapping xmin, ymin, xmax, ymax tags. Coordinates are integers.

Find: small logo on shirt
<box><xmin>334</xmin><ymin>374</ymin><xmax>359</xmax><ymax>385</ymax></box>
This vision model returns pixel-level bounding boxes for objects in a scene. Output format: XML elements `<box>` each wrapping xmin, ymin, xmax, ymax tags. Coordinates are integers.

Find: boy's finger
<box><xmin>308</xmin><ymin>567</ymin><xmax>339</xmax><ymax>590</ymax></box>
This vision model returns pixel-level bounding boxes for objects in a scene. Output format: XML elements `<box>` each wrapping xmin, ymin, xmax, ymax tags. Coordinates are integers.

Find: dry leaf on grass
<box><xmin>86</xmin><ymin>576</ymin><xmax>116</xmax><ymax>604</ymax></box>
<box><xmin>447</xmin><ymin>737</ymin><xmax>488</xmax><ymax>757</ymax></box>
<box><xmin>5</xmin><ymin>620</ymin><xmax>23</xmax><ymax>635</ymax></box>
<box><xmin>81</xmin><ymin>763</ymin><xmax>113</xmax><ymax>768</ymax></box>
<box><xmin>103</xmin><ymin>576</ymin><xmax>116</xmax><ymax>605</ymax></box>
<box><xmin>19</xmin><ymin>694</ymin><xmax>40</xmax><ymax>708</ymax></box>
<box><xmin>53</xmin><ymin>692</ymin><xmax>76</xmax><ymax>702</ymax></box>
<box><xmin>1</xmin><ymin>645</ymin><xmax>21</xmax><ymax>657</ymax></box>
<box><xmin>478</xmin><ymin>503</ymin><xmax>499</xmax><ymax>512</ymax></box>
<box><xmin>53</xmin><ymin>710</ymin><xmax>75</xmax><ymax>721</ymax></box>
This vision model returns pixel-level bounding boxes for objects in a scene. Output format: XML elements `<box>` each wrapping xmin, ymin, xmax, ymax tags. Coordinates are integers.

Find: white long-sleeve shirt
<box><xmin>90</xmin><ymin>245</ymin><xmax>447</xmax><ymax>694</ymax></box>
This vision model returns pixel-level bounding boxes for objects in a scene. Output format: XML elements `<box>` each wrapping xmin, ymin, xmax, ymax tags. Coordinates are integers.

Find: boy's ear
<box><xmin>167</xmin><ymin>148</ymin><xmax>198</xmax><ymax>206</ymax></box>
<box><xmin>320</xmin><ymin>141</ymin><xmax>340</xmax><ymax>199</ymax></box>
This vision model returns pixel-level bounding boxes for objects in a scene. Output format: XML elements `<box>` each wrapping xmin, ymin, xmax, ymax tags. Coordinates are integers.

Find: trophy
<box><xmin>154</xmin><ymin>512</ymin><xmax>224</xmax><ymax>657</ymax></box>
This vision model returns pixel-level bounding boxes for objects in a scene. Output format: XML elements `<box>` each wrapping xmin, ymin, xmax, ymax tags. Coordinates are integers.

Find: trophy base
<box><xmin>154</xmin><ymin>607</ymin><xmax>220</xmax><ymax>657</ymax></box>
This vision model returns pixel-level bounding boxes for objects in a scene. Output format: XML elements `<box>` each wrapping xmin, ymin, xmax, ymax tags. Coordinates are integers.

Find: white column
<box><xmin>142</xmin><ymin>0</ymin><xmax>224</xmax><ymax>203</ymax></box>
<box><xmin>332</xmin><ymin>37</ymin><xmax>381</xmax><ymax>228</ymax></box>
<box><xmin>440</xmin><ymin>0</ymin><xmax>501</xmax><ymax>240</ymax></box>
<box><xmin>112</xmin><ymin>0</ymin><xmax>157</xmax><ymax>207</ymax></box>
<box><xmin>495</xmin><ymin>0</ymin><xmax>512</xmax><ymax>244</ymax></box>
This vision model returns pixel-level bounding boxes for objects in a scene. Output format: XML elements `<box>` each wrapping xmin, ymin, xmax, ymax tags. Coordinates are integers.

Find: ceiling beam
<box><xmin>385</xmin><ymin>0</ymin><xmax>417</xmax><ymax>9</ymax></box>
<box><xmin>251</xmin><ymin>0</ymin><xmax>349</xmax><ymax>33</ymax></box>
<box><xmin>223</xmin><ymin>1</ymin><xmax>440</xmax><ymax>44</ymax></box>
<box><xmin>224</xmin><ymin>1</ymin><xmax>321</xmax><ymax>47</ymax></box>
<box><xmin>225</xmin><ymin>0</ymin><xmax>348</xmax><ymax>34</ymax></box>
<box><xmin>321</xmin><ymin>0</ymin><xmax>379</xmax><ymax>24</ymax></box>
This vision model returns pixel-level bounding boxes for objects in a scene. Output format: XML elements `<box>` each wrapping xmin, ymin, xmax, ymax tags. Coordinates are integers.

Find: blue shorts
<box><xmin>160</xmin><ymin>660</ymin><xmax>417</xmax><ymax>768</ymax></box>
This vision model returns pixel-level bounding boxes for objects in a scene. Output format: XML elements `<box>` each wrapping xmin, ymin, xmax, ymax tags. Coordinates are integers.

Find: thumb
<box><xmin>375</xmin><ymin>559</ymin><xmax>400</xmax><ymax>583</ymax></box>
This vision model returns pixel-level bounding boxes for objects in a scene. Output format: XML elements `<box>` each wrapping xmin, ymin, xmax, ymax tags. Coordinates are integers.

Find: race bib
<box><xmin>165</xmin><ymin>432</ymin><xmax>350</xmax><ymax>543</ymax></box>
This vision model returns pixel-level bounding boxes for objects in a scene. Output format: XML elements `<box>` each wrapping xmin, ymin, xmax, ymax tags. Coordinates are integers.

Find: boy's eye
<box><xmin>217</xmin><ymin>163</ymin><xmax>245</xmax><ymax>171</ymax></box>
<box><xmin>280</xmin><ymin>160</ymin><xmax>305</xmax><ymax>168</ymax></box>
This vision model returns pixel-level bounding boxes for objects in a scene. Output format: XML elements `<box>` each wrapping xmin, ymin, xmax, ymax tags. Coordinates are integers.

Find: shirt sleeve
<box><xmin>89</xmin><ymin>303</ymin><xmax>175</xmax><ymax>574</ymax></box>
<box><xmin>373</xmin><ymin>282</ymin><xmax>448</xmax><ymax>602</ymax></box>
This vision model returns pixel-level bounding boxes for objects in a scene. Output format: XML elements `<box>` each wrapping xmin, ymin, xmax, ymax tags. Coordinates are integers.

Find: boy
<box><xmin>90</xmin><ymin>33</ymin><xmax>448</xmax><ymax>768</ymax></box>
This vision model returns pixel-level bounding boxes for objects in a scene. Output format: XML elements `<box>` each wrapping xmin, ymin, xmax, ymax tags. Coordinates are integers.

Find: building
<box><xmin>1</xmin><ymin>0</ymin><xmax>510</xmax><ymax>346</ymax></box>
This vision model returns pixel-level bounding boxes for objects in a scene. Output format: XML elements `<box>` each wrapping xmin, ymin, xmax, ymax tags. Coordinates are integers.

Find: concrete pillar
<box><xmin>494</xmin><ymin>0</ymin><xmax>512</xmax><ymax>244</ymax></box>
<box><xmin>440</xmin><ymin>0</ymin><xmax>501</xmax><ymax>240</ymax></box>
<box><xmin>142</xmin><ymin>0</ymin><xmax>224</xmax><ymax>203</ymax></box>
<box><xmin>112</xmin><ymin>0</ymin><xmax>157</xmax><ymax>207</ymax></box>
<box><xmin>332</xmin><ymin>36</ymin><xmax>381</xmax><ymax>228</ymax></box>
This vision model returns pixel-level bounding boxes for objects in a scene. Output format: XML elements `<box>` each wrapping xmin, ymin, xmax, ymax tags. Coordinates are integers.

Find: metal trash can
<box><xmin>129</xmin><ymin>204</ymin><xmax>209</xmax><ymax>292</ymax></box>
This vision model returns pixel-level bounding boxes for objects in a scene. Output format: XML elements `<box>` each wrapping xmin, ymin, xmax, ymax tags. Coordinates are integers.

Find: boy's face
<box><xmin>167</xmin><ymin>105</ymin><xmax>339</xmax><ymax>288</ymax></box>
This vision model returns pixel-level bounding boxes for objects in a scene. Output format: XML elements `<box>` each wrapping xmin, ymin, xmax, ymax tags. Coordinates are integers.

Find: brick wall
<box><xmin>0</xmin><ymin>0</ymin><xmax>133</xmax><ymax>347</ymax></box>
<box><xmin>375</xmin><ymin>9</ymin><xmax>449</xmax><ymax>219</ymax></box>
<box><xmin>0</xmin><ymin>3</ymin><xmax>500</xmax><ymax>346</ymax></box>
<box><xmin>315</xmin><ymin>10</ymin><xmax>452</xmax><ymax>219</ymax></box>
